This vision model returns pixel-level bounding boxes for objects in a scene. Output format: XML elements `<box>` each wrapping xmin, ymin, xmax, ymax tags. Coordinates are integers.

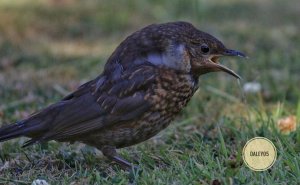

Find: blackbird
<box><xmin>0</xmin><ymin>21</ymin><xmax>246</xmax><ymax>169</ymax></box>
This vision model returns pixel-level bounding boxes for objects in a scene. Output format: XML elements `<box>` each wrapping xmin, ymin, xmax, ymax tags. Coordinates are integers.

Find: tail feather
<box><xmin>22</xmin><ymin>137</ymin><xmax>41</xmax><ymax>147</ymax></box>
<box><xmin>0</xmin><ymin>121</ymin><xmax>27</xmax><ymax>142</ymax></box>
<box><xmin>0</xmin><ymin>118</ymin><xmax>45</xmax><ymax>145</ymax></box>
<box><xmin>0</xmin><ymin>102</ymin><xmax>65</xmax><ymax>146</ymax></box>
<box><xmin>0</xmin><ymin>95</ymin><xmax>101</xmax><ymax>146</ymax></box>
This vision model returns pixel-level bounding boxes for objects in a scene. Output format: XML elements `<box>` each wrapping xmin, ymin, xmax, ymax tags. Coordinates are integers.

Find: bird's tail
<box><xmin>0</xmin><ymin>120</ymin><xmax>27</xmax><ymax>142</ymax></box>
<box><xmin>0</xmin><ymin>116</ymin><xmax>46</xmax><ymax>144</ymax></box>
<box><xmin>0</xmin><ymin>101</ymin><xmax>68</xmax><ymax>146</ymax></box>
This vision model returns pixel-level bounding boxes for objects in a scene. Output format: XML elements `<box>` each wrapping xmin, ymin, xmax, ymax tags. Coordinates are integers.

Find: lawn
<box><xmin>0</xmin><ymin>0</ymin><xmax>299</xmax><ymax>184</ymax></box>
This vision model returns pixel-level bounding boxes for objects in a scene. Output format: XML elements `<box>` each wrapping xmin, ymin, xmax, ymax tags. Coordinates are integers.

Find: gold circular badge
<box><xmin>242</xmin><ymin>137</ymin><xmax>277</xmax><ymax>171</ymax></box>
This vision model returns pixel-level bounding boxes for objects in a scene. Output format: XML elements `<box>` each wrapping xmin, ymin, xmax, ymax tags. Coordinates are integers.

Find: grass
<box><xmin>0</xmin><ymin>0</ymin><xmax>300</xmax><ymax>184</ymax></box>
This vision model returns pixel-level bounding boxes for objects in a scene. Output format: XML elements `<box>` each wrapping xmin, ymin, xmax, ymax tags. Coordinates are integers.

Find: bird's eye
<box><xmin>200</xmin><ymin>44</ymin><xmax>210</xmax><ymax>54</ymax></box>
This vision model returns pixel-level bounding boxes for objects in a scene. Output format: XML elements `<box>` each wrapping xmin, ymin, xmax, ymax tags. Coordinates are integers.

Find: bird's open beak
<box><xmin>198</xmin><ymin>49</ymin><xmax>246</xmax><ymax>79</ymax></box>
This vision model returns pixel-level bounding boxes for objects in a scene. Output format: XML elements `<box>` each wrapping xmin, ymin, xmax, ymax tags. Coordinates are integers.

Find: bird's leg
<box><xmin>101</xmin><ymin>145</ymin><xmax>136</xmax><ymax>170</ymax></box>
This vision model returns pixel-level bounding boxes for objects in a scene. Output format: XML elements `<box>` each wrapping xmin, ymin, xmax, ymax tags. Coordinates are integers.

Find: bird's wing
<box><xmin>23</xmin><ymin>63</ymin><xmax>157</xmax><ymax>145</ymax></box>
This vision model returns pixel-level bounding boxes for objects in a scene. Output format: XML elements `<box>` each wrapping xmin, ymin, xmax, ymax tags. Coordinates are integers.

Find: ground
<box><xmin>0</xmin><ymin>0</ymin><xmax>299</xmax><ymax>184</ymax></box>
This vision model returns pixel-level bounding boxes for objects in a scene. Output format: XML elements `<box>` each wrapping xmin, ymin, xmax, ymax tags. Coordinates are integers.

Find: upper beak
<box><xmin>197</xmin><ymin>49</ymin><xmax>246</xmax><ymax>79</ymax></box>
<box><xmin>223</xmin><ymin>49</ymin><xmax>247</xmax><ymax>58</ymax></box>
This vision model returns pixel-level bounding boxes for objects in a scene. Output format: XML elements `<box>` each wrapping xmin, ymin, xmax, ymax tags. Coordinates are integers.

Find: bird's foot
<box><xmin>101</xmin><ymin>146</ymin><xmax>141</xmax><ymax>173</ymax></box>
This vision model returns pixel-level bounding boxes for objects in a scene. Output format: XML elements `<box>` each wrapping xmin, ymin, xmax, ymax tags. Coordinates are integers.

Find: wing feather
<box><xmin>25</xmin><ymin>63</ymin><xmax>157</xmax><ymax>144</ymax></box>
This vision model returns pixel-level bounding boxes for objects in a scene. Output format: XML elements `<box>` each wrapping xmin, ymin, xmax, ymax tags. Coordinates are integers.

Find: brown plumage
<box><xmin>0</xmin><ymin>21</ymin><xmax>246</xmax><ymax>169</ymax></box>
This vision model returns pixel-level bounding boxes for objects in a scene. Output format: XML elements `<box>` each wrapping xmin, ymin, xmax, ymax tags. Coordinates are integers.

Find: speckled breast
<box><xmin>84</xmin><ymin>71</ymin><xmax>198</xmax><ymax>149</ymax></box>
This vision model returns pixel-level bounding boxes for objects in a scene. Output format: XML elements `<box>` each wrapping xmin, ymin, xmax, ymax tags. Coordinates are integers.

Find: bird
<box><xmin>0</xmin><ymin>21</ymin><xmax>246</xmax><ymax>170</ymax></box>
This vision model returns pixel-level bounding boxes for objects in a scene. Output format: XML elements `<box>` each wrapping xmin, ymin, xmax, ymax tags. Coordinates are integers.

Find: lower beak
<box><xmin>199</xmin><ymin>61</ymin><xmax>241</xmax><ymax>79</ymax></box>
<box><xmin>197</xmin><ymin>49</ymin><xmax>246</xmax><ymax>79</ymax></box>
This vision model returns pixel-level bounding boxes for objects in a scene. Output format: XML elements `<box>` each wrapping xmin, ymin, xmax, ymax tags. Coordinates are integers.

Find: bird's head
<box><xmin>106</xmin><ymin>22</ymin><xmax>246</xmax><ymax>79</ymax></box>
<box><xmin>182</xmin><ymin>24</ymin><xmax>246</xmax><ymax>79</ymax></box>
